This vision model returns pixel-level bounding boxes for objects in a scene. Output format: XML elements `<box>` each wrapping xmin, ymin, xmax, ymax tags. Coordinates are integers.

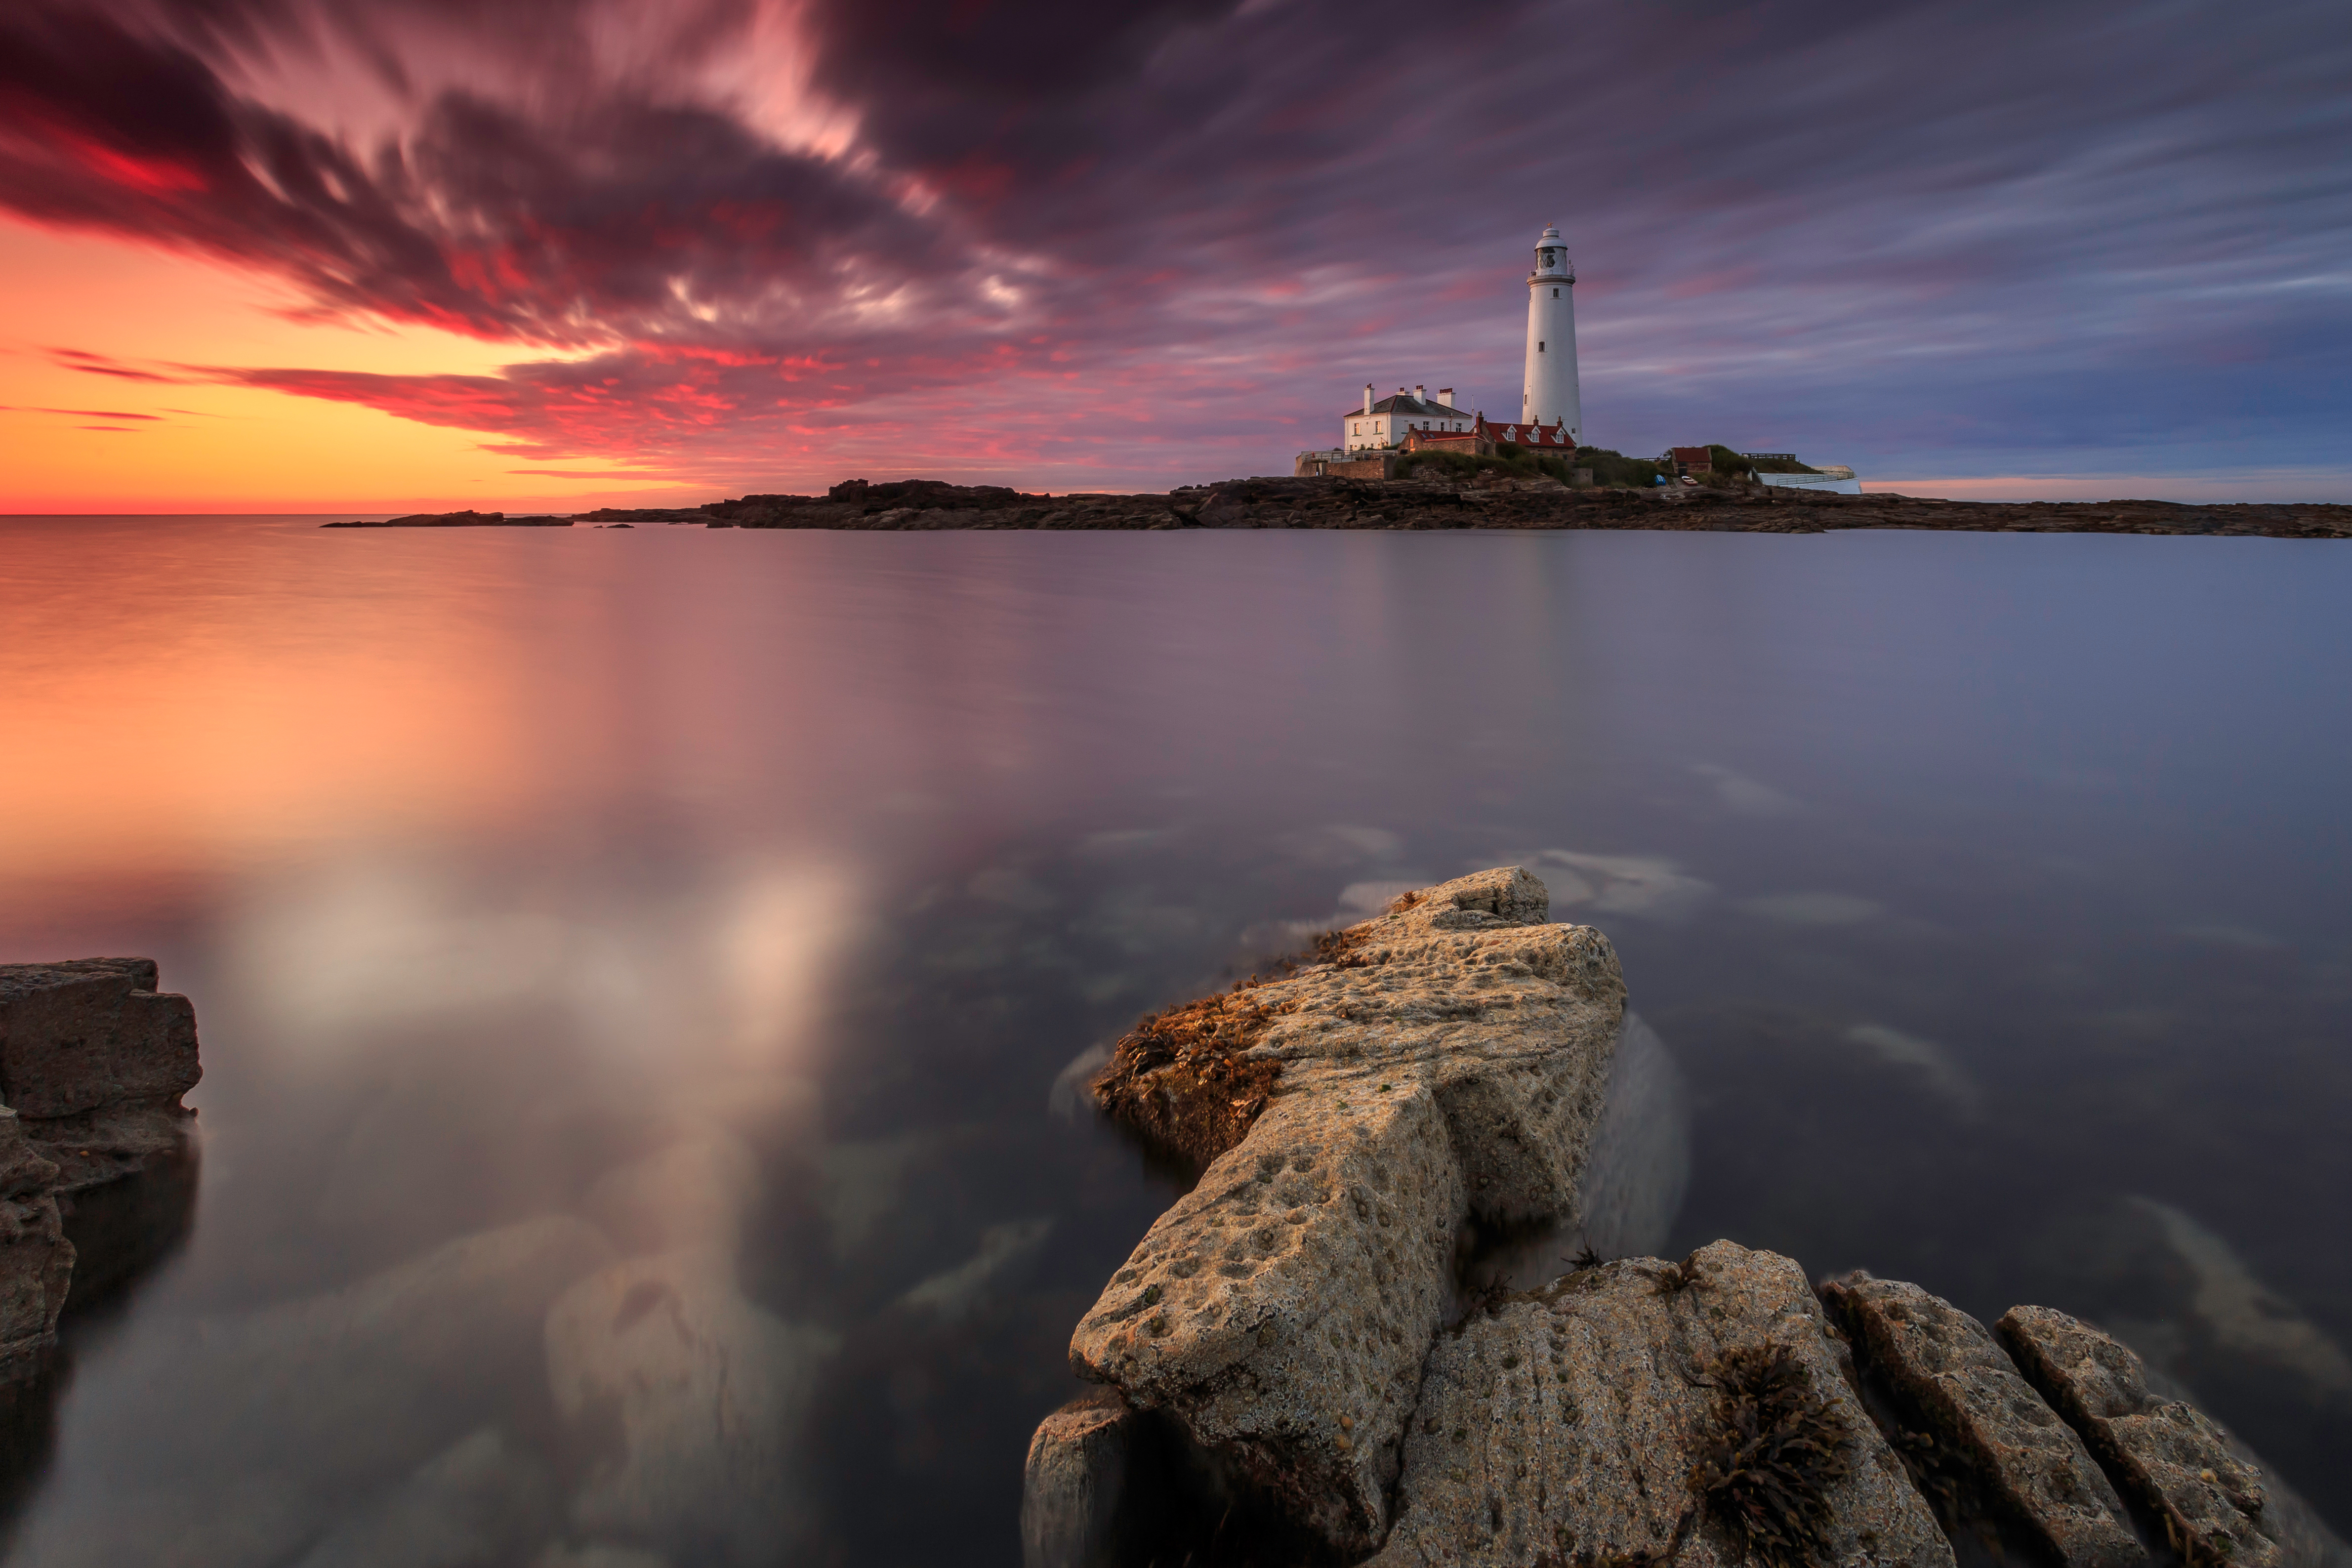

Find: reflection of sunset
<box><xmin>0</xmin><ymin>519</ymin><xmax>543</xmax><ymax>892</ymax></box>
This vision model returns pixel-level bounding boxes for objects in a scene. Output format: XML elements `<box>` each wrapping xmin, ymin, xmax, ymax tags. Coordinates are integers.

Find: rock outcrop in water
<box><xmin>1070</xmin><ymin>868</ymin><xmax>1625</xmax><ymax>1554</ymax></box>
<box><xmin>0</xmin><ymin>958</ymin><xmax>202</xmax><ymax>1376</ymax></box>
<box><xmin>1998</xmin><ymin>1307</ymin><xmax>2287</xmax><ymax>1568</ymax></box>
<box><xmin>1032</xmin><ymin>871</ymin><xmax>2352</xmax><ymax>1568</ymax></box>
<box><xmin>1821</xmin><ymin>1274</ymin><xmax>2141</xmax><ymax>1568</ymax></box>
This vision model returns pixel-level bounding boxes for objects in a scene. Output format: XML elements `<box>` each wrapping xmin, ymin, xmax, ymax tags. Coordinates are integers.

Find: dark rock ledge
<box><xmin>324</xmin><ymin>479</ymin><xmax>2352</xmax><ymax>539</ymax></box>
<box><xmin>0</xmin><ymin>959</ymin><xmax>201</xmax><ymax>1380</ymax></box>
<box><xmin>1025</xmin><ymin>870</ymin><xmax>2352</xmax><ymax>1568</ymax></box>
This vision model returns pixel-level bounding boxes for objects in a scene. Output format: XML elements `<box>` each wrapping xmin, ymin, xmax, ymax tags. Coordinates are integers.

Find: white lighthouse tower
<box><xmin>1521</xmin><ymin>223</ymin><xmax>1581</xmax><ymax>443</ymax></box>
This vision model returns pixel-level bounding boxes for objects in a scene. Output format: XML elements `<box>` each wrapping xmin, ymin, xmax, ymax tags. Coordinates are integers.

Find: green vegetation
<box><xmin>1577</xmin><ymin>446</ymin><xmax>1668</xmax><ymax>487</ymax></box>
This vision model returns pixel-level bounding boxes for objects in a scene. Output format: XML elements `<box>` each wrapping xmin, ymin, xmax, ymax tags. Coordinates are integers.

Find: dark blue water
<box><xmin>2</xmin><ymin>518</ymin><xmax>2347</xmax><ymax>1565</ymax></box>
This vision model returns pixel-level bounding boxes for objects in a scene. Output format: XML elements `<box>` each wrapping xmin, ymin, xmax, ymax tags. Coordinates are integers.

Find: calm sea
<box><xmin>2</xmin><ymin>515</ymin><xmax>2347</xmax><ymax>1564</ymax></box>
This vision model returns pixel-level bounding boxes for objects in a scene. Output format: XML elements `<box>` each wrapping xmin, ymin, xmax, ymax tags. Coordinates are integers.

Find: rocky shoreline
<box><xmin>1029</xmin><ymin>869</ymin><xmax>2352</xmax><ymax>1568</ymax></box>
<box><xmin>0</xmin><ymin>959</ymin><xmax>202</xmax><ymax>1381</ymax></box>
<box><xmin>325</xmin><ymin>478</ymin><xmax>2352</xmax><ymax>539</ymax></box>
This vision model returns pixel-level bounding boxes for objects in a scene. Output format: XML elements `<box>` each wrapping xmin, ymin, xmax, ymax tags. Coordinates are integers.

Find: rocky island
<box><xmin>325</xmin><ymin>479</ymin><xmax>2352</xmax><ymax>539</ymax></box>
<box><xmin>1027</xmin><ymin>869</ymin><xmax>2352</xmax><ymax>1568</ymax></box>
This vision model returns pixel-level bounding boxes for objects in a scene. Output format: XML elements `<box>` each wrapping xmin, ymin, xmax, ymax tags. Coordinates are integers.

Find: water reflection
<box><xmin>0</xmin><ymin>519</ymin><xmax>2347</xmax><ymax>1562</ymax></box>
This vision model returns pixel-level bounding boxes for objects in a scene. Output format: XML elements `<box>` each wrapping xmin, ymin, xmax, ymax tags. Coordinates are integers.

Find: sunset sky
<box><xmin>2</xmin><ymin>0</ymin><xmax>2345</xmax><ymax>512</ymax></box>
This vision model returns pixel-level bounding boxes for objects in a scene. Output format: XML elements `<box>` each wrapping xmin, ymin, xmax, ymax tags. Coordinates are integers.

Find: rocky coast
<box><xmin>326</xmin><ymin>479</ymin><xmax>2352</xmax><ymax>539</ymax></box>
<box><xmin>1028</xmin><ymin>869</ymin><xmax>2352</xmax><ymax>1568</ymax></box>
<box><xmin>0</xmin><ymin>958</ymin><xmax>202</xmax><ymax>1380</ymax></box>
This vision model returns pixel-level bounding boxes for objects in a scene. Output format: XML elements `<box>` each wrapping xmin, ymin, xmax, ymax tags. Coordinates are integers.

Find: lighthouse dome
<box><xmin>1532</xmin><ymin>224</ymin><xmax>1570</xmax><ymax>279</ymax></box>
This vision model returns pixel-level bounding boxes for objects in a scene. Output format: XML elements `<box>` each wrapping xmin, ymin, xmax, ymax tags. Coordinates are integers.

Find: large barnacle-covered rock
<box><xmin>1368</xmin><ymin>1242</ymin><xmax>1953</xmax><ymax>1568</ymax></box>
<box><xmin>1071</xmin><ymin>867</ymin><xmax>1625</xmax><ymax>1554</ymax></box>
<box><xmin>1999</xmin><ymin>1305</ymin><xmax>2284</xmax><ymax>1568</ymax></box>
<box><xmin>1820</xmin><ymin>1274</ymin><xmax>2140</xmax><ymax>1568</ymax></box>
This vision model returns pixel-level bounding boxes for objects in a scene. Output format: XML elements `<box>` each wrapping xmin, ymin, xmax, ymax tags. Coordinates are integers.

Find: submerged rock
<box><xmin>2022</xmin><ymin>1194</ymin><xmax>2352</xmax><ymax>1423</ymax></box>
<box><xmin>1369</xmin><ymin>1242</ymin><xmax>1953</xmax><ymax>1568</ymax></box>
<box><xmin>579</xmin><ymin>1126</ymin><xmax>762</xmax><ymax>1256</ymax></box>
<box><xmin>6</xmin><ymin>1217</ymin><xmax>614</xmax><ymax>1568</ymax></box>
<box><xmin>898</xmin><ymin>1216</ymin><xmax>1054</xmax><ymax>1321</ymax></box>
<box><xmin>1999</xmin><ymin>1305</ymin><xmax>2282</xmax><ymax>1568</ymax></box>
<box><xmin>292</xmin><ymin>1428</ymin><xmax>557</xmax><ymax>1568</ymax></box>
<box><xmin>1073</xmin><ymin>867</ymin><xmax>1625</xmax><ymax>1554</ymax></box>
<box><xmin>545</xmin><ymin>1250</ymin><xmax>838</xmax><ymax>1567</ymax></box>
<box><xmin>1820</xmin><ymin>1274</ymin><xmax>2138</xmax><ymax>1568</ymax></box>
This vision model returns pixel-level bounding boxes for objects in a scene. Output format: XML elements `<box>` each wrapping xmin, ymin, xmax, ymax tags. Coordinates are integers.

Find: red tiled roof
<box><xmin>1487</xmin><ymin>420</ymin><xmax>1574</xmax><ymax>447</ymax></box>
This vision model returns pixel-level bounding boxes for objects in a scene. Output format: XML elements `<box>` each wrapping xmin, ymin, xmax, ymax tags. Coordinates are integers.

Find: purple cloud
<box><xmin>3</xmin><ymin>0</ymin><xmax>2345</xmax><ymax>490</ymax></box>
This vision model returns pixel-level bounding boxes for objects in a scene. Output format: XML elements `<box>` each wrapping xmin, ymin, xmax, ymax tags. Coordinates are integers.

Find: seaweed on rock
<box><xmin>1693</xmin><ymin>1344</ymin><xmax>1855</xmax><ymax>1568</ymax></box>
<box><xmin>1090</xmin><ymin>983</ymin><xmax>1287</xmax><ymax>1173</ymax></box>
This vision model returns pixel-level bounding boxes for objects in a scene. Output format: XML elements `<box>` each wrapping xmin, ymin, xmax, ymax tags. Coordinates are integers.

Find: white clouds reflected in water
<box><xmin>1691</xmin><ymin>764</ymin><xmax>1802</xmax><ymax>818</ymax></box>
<box><xmin>1520</xmin><ymin>850</ymin><xmax>1715</xmax><ymax>923</ymax></box>
<box><xmin>1842</xmin><ymin>1023</ymin><xmax>1982</xmax><ymax>1117</ymax></box>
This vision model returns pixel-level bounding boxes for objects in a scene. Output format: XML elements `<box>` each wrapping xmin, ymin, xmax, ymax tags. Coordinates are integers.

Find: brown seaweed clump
<box><xmin>1091</xmin><ymin>984</ymin><xmax>1287</xmax><ymax>1172</ymax></box>
<box><xmin>1693</xmin><ymin>1344</ymin><xmax>1854</xmax><ymax>1568</ymax></box>
<box><xmin>1089</xmin><ymin>916</ymin><xmax>1395</xmax><ymax>1172</ymax></box>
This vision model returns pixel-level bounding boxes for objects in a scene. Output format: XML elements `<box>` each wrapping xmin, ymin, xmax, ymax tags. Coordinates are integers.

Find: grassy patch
<box><xmin>1575</xmin><ymin>447</ymin><xmax>1668</xmax><ymax>487</ymax></box>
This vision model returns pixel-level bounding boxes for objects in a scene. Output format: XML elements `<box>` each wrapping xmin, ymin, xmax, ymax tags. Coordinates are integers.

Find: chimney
<box><xmin>1363</xmin><ymin>384</ymin><xmax>1373</xmax><ymax>415</ymax></box>
<box><xmin>1414</xmin><ymin>384</ymin><xmax>1426</xmax><ymax>404</ymax></box>
<box><xmin>1438</xmin><ymin>388</ymin><xmax>1453</xmax><ymax>407</ymax></box>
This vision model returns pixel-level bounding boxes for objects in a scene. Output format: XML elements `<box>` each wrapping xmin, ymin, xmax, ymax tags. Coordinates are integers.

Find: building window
<box><xmin>1539</xmin><ymin>341</ymin><xmax>1546</xmax><ymax>352</ymax></box>
<box><xmin>1552</xmin><ymin>288</ymin><xmax>1559</xmax><ymax>297</ymax></box>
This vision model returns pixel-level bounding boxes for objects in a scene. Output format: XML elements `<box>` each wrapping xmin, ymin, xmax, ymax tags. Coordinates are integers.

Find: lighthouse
<box><xmin>1521</xmin><ymin>223</ymin><xmax>1581</xmax><ymax>443</ymax></box>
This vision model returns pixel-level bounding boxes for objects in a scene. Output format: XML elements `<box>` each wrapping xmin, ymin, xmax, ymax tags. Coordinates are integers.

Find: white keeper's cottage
<box><xmin>1344</xmin><ymin>386</ymin><xmax>1474</xmax><ymax>453</ymax></box>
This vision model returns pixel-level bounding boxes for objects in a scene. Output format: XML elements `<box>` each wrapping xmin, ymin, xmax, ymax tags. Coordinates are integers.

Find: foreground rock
<box><xmin>1072</xmin><ymin>868</ymin><xmax>1625</xmax><ymax>1554</ymax></box>
<box><xmin>0</xmin><ymin>1109</ymin><xmax>72</xmax><ymax>1379</ymax></box>
<box><xmin>0</xmin><ymin>958</ymin><xmax>204</xmax><ymax>1372</ymax></box>
<box><xmin>2000</xmin><ymin>1306</ymin><xmax>2285</xmax><ymax>1568</ymax></box>
<box><xmin>1022</xmin><ymin>1388</ymin><xmax>1139</xmax><ymax>1568</ymax></box>
<box><xmin>1041</xmin><ymin>875</ymin><xmax>2352</xmax><ymax>1568</ymax></box>
<box><xmin>1372</xmin><ymin>1243</ymin><xmax>1953</xmax><ymax>1568</ymax></box>
<box><xmin>1821</xmin><ymin>1274</ymin><xmax>2138</xmax><ymax>1568</ymax></box>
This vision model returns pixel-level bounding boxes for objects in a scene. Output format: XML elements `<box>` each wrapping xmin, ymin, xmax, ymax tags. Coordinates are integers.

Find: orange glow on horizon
<box><xmin>0</xmin><ymin>218</ymin><xmax>690</xmax><ymax>513</ymax></box>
